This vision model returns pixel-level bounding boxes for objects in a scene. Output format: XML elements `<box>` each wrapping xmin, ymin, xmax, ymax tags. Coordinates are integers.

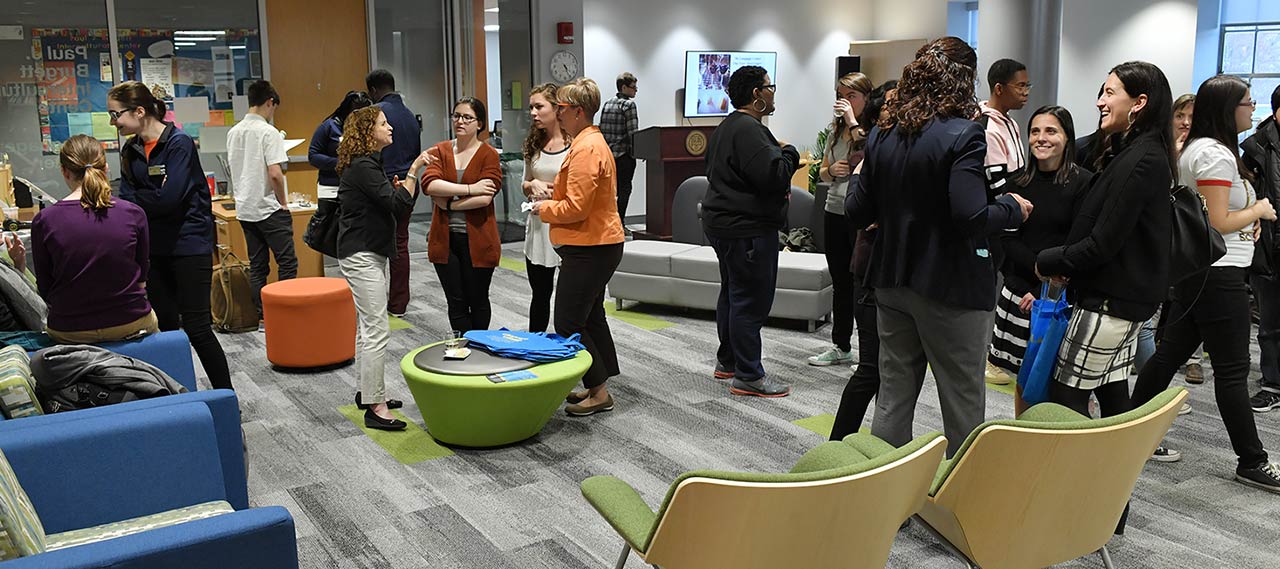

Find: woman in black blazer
<box><xmin>1035</xmin><ymin>61</ymin><xmax>1174</xmax><ymax>420</ymax></box>
<box><xmin>845</xmin><ymin>37</ymin><xmax>1032</xmax><ymax>455</ymax></box>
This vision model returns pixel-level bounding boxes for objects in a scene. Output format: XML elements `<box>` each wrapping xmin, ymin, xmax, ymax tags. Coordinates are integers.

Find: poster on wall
<box><xmin>29</xmin><ymin>28</ymin><xmax>260</xmax><ymax>154</ymax></box>
<box><xmin>139</xmin><ymin>58</ymin><xmax>173</xmax><ymax>99</ymax></box>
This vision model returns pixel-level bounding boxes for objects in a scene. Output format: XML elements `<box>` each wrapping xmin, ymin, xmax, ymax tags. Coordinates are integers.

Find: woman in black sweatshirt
<box><xmin>990</xmin><ymin>106</ymin><xmax>1092</xmax><ymax>417</ymax></box>
<box><xmin>701</xmin><ymin>65</ymin><xmax>800</xmax><ymax>398</ymax></box>
<box><xmin>1035</xmin><ymin>61</ymin><xmax>1175</xmax><ymax>418</ymax></box>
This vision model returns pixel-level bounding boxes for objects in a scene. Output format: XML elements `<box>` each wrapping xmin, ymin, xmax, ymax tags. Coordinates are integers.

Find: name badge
<box><xmin>147</xmin><ymin>165</ymin><xmax>166</xmax><ymax>177</ymax></box>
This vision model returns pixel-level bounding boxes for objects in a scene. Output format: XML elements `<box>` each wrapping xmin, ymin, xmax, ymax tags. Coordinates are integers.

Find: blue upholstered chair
<box><xmin>0</xmin><ymin>401</ymin><xmax>295</xmax><ymax>568</ymax></box>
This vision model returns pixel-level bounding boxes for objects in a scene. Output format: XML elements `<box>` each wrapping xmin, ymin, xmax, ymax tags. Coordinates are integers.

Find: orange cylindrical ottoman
<box><xmin>261</xmin><ymin>277</ymin><xmax>356</xmax><ymax>368</ymax></box>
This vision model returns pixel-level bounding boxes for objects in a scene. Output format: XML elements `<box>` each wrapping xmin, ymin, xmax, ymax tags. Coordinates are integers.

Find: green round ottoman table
<box><xmin>400</xmin><ymin>342</ymin><xmax>593</xmax><ymax>447</ymax></box>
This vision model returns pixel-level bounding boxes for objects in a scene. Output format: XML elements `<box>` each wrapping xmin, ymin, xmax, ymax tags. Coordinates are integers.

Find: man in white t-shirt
<box><xmin>227</xmin><ymin>80</ymin><xmax>296</xmax><ymax>321</ymax></box>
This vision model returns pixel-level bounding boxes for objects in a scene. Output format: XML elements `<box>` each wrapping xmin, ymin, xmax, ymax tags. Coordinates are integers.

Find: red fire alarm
<box><xmin>557</xmin><ymin>22</ymin><xmax>574</xmax><ymax>44</ymax></box>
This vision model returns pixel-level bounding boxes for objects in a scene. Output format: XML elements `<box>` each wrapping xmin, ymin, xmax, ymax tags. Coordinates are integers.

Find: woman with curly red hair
<box><xmin>845</xmin><ymin>36</ymin><xmax>1033</xmax><ymax>455</ymax></box>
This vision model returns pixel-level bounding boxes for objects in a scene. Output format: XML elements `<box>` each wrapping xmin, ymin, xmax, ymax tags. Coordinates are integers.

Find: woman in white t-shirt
<box><xmin>521</xmin><ymin>83</ymin><xmax>572</xmax><ymax>332</ymax></box>
<box><xmin>1133</xmin><ymin>75</ymin><xmax>1280</xmax><ymax>493</ymax></box>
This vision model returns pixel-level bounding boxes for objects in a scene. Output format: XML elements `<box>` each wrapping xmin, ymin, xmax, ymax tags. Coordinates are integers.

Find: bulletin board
<box><xmin>30</xmin><ymin>28</ymin><xmax>261</xmax><ymax>154</ymax></box>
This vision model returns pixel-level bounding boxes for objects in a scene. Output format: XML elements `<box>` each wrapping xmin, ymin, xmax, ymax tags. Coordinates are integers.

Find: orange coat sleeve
<box><xmin>539</xmin><ymin>145</ymin><xmax>601</xmax><ymax>224</ymax></box>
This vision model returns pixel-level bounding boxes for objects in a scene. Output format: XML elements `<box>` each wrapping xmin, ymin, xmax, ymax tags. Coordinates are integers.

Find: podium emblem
<box><xmin>685</xmin><ymin>130</ymin><xmax>708</xmax><ymax>156</ymax></box>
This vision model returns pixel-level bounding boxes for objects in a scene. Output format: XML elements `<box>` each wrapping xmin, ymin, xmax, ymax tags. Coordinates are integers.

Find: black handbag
<box><xmin>303</xmin><ymin>198</ymin><xmax>341</xmax><ymax>258</ymax></box>
<box><xmin>1168</xmin><ymin>184</ymin><xmax>1226</xmax><ymax>284</ymax></box>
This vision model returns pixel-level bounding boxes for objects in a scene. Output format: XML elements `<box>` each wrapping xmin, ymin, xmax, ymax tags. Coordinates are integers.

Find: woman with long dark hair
<box><xmin>423</xmin><ymin>97</ymin><xmax>503</xmax><ymax>332</ymax></box>
<box><xmin>310</xmin><ymin>90</ymin><xmax>373</xmax><ymax>200</ymax></box>
<box><xmin>521</xmin><ymin>83</ymin><xmax>571</xmax><ymax>332</ymax></box>
<box><xmin>845</xmin><ymin>37</ymin><xmax>1031</xmax><ymax>454</ymax></box>
<box><xmin>1132</xmin><ymin>75</ymin><xmax>1280</xmax><ymax>492</ymax></box>
<box><xmin>337</xmin><ymin>106</ymin><xmax>429</xmax><ymax>430</ymax></box>
<box><xmin>109</xmin><ymin>81</ymin><xmax>231</xmax><ymax>390</ymax></box>
<box><xmin>808</xmin><ymin>72</ymin><xmax>874</xmax><ymax>367</ymax></box>
<box><xmin>1036</xmin><ymin>61</ymin><xmax>1175</xmax><ymax>420</ymax></box>
<box><xmin>988</xmin><ymin>106</ymin><xmax>1092</xmax><ymax>416</ymax></box>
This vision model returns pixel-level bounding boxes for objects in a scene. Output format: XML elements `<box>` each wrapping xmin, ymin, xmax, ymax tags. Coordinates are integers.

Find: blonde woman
<box><xmin>336</xmin><ymin>106</ymin><xmax>432</xmax><ymax>430</ymax></box>
<box><xmin>809</xmin><ymin>72</ymin><xmax>873</xmax><ymax>367</ymax></box>
<box><xmin>530</xmin><ymin>78</ymin><xmax>626</xmax><ymax>416</ymax></box>
<box><xmin>521</xmin><ymin>83</ymin><xmax>571</xmax><ymax>332</ymax></box>
<box><xmin>12</xmin><ymin>135</ymin><xmax>158</xmax><ymax>343</ymax></box>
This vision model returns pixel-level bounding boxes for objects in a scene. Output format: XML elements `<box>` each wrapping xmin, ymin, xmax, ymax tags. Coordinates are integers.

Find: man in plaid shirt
<box><xmin>600</xmin><ymin>72</ymin><xmax>639</xmax><ymax>227</ymax></box>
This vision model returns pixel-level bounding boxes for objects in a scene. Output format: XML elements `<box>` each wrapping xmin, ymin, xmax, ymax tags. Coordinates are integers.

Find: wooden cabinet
<box><xmin>212</xmin><ymin>200</ymin><xmax>324</xmax><ymax>280</ymax></box>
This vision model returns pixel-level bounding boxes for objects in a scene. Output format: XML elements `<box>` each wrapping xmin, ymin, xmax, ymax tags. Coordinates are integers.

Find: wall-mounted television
<box><xmin>683</xmin><ymin>51</ymin><xmax>778</xmax><ymax>118</ymax></box>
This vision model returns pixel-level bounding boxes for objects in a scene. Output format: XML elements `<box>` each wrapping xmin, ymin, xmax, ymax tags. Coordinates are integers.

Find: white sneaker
<box><xmin>1150</xmin><ymin>446</ymin><xmax>1182</xmax><ymax>462</ymax></box>
<box><xmin>808</xmin><ymin>347</ymin><xmax>853</xmax><ymax>366</ymax></box>
<box><xmin>984</xmin><ymin>361</ymin><xmax>1013</xmax><ymax>385</ymax></box>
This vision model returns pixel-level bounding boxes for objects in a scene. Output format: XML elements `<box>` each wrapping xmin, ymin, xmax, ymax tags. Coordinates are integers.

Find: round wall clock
<box><xmin>550</xmin><ymin>50</ymin><xmax>579</xmax><ymax>83</ymax></box>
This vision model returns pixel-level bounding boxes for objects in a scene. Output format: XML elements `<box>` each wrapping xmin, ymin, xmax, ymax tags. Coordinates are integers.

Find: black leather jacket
<box><xmin>1244</xmin><ymin>116</ymin><xmax>1280</xmax><ymax>274</ymax></box>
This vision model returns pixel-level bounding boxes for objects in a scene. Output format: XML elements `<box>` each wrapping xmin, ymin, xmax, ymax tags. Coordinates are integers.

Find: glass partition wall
<box><xmin>0</xmin><ymin>0</ymin><xmax>261</xmax><ymax>200</ymax></box>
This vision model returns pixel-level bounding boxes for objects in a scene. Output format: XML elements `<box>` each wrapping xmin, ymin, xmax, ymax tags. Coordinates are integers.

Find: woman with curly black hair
<box><xmin>845</xmin><ymin>36</ymin><xmax>1032</xmax><ymax>455</ymax></box>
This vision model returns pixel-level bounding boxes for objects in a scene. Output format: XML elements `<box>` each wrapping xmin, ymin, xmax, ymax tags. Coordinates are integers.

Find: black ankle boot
<box><xmin>364</xmin><ymin>408</ymin><xmax>406</xmax><ymax>431</ymax></box>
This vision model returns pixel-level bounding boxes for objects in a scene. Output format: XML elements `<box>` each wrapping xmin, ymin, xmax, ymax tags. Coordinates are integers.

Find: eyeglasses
<box><xmin>1009</xmin><ymin>82</ymin><xmax>1034</xmax><ymax>93</ymax></box>
<box><xmin>107</xmin><ymin>109</ymin><xmax>127</xmax><ymax>120</ymax></box>
<box><xmin>450</xmin><ymin>113</ymin><xmax>478</xmax><ymax>123</ymax></box>
<box><xmin>760</xmin><ymin>84</ymin><xmax>778</xmax><ymax>93</ymax></box>
<box><xmin>1240</xmin><ymin>99</ymin><xmax>1257</xmax><ymax>108</ymax></box>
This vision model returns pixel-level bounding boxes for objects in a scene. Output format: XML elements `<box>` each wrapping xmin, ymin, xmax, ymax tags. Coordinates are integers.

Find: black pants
<box><xmin>241</xmin><ymin>208</ymin><xmax>298</xmax><ymax>318</ymax></box>
<box><xmin>149</xmin><ymin>254</ymin><xmax>232</xmax><ymax>390</ymax></box>
<box><xmin>554</xmin><ymin>243</ymin><xmax>623</xmax><ymax>389</ymax></box>
<box><xmin>830</xmin><ymin>285</ymin><xmax>881</xmax><ymax>441</ymax></box>
<box><xmin>1049</xmin><ymin>380</ymin><xmax>1131</xmax><ymax>418</ymax></box>
<box><xmin>1134</xmin><ymin>266</ymin><xmax>1268</xmax><ymax>469</ymax></box>
<box><xmin>708</xmin><ymin>233</ymin><xmax>779</xmax><ymax>381</ymax></box>
<box><xmin>616</xmin><ymin>155</ymin><xmax>637</xmax><ymax>222</ymax></box>
<box><xmin>823</xmin><ymin>212</ymin><xmax>856</xmax><ymax>352</ymax></box>
<box><xmin>1251</xmin><ymin>271</ymin><xmax>1280</xmax><ymax>393</ymax></box>
<box><xmin>527</xmin><ymin>258</ymin><xmax>556</xmax><ymax>333</ymax></box>
<box><xmin>389</xmin><ymin>204</ymin><xmax>413</xmax><ymax>314</ymax></box>
<box><xmin>433</xmin><ymin>232</ymin><xmax>495</xmax><ymax>332</ymax></box>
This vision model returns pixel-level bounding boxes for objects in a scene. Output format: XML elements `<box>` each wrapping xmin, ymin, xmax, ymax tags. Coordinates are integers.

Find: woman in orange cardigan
<box><xmin>531</xmin><ymin>78</ymin><xmax>626</xmax><ymax>416</ymax></box>
<box><xmin>423</xmin><ymin>97</ymin><xmax>504</xmax><ymax>331</ymax></box>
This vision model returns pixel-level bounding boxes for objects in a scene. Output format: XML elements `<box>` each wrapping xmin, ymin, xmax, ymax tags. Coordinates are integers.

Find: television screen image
<box><xmin>683</xmin><ymin>51</ymin><xmax>777</xmax><ymax>118</ymax></box>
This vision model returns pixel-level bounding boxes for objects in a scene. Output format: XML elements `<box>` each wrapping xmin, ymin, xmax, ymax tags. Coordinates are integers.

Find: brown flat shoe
<box><xmin>565</xmin><ymin>390</ymin><xmax>590</xmax><ymax>404</ymax></box>
<box><xmin>566</xmin><ymin>395</ymin><xmax>615</xmax><ymax>417</ymax></box>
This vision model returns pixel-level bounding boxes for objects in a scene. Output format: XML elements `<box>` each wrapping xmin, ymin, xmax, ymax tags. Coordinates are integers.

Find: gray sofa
<box><xmin>608</xmin><ymin>177</ymin><xmax>833</xmax><ymax>331</ymax></box>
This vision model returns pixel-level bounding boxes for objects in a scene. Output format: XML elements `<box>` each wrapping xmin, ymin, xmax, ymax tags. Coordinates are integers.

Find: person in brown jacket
<box><xmin>423</xmin><ymin>97</ymin><xmax>504</xmax><ymax>332</ymax></box>
<box><xmin>531</xmin><ymin>77</ymin><xmax>626</xmax><ymax>417</ymax></box>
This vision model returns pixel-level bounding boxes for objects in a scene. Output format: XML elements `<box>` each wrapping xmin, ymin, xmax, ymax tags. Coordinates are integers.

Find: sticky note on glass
<box><xmin>207</xmin><ymin>110</ymin><xmax>226</xmax><ymax>126</ymax></box>
<box><xmin>174</xmin><ymin>96</ymin><xmax>209</xmax><ymax>125</ymax></box>
<box><xmin>511</xmin><ymin>81</ymin><xmax>522</xmax><ymax>110</ymax></box>
<box><xmin>91</xmin><ymin>112</ymin><xmax>115</xmax><ymax>140</ymax></box>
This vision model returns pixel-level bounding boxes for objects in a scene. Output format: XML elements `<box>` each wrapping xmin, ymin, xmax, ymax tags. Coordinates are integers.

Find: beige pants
<box><xmin>47</xmin><ymin>311</ymin><xmax>160</xmax><ymax>344</ymax></box>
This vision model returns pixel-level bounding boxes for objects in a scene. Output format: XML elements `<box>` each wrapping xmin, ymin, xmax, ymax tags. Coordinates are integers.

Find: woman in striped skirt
<box><xmin>989</xmin><ymin>106</ymin><xmax>1092</xmax><ymax>416</ymax></box>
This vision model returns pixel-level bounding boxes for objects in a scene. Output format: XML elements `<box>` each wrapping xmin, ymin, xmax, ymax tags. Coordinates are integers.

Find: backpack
<box><xmin>211</xmin><ymin>246</ymin><xmax>259</xmax><ymax>333</ymax></box>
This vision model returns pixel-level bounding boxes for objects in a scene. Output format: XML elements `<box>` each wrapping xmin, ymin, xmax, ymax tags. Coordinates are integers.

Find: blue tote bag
<box><xmin>1016</xmin><ymin>283</ymin><xmax>1072</xmax><ymax>405</ymax></box>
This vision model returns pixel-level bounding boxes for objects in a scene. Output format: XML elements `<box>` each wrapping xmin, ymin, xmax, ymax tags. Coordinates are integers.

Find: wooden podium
<box><xmin>633</xmin><ymin>125</ymin><xmax>714</xmax><ymax>240</ymax></box>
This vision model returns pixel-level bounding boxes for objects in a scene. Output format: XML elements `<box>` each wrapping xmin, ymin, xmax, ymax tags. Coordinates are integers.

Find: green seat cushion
<box><xmin>583</xmin><ymin>431</ymin><xmax>943</xmax><ymax>553</ymax></box>
<box><xmin>0</xmin><ymin>450</ymin><xmax>46</xmax><ymax>559</ymax></box>
<box><xmin>45</xmin><ymin>500</ymin><xmax>234</xmax><ymax>551</ymax></box>
<box><xmin>0</xmin><ymin>346</ymin><xmax>40</xmax><ymax>420</ymax></box>
<box><xmin>930</xmin><ymin>387</ymin><xmax>1186</xmax><ymax>495</ymax></box>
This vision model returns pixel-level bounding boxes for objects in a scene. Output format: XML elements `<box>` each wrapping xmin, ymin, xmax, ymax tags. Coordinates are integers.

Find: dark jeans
<box><xmin>555</xmin><ymin>243</ymin><xmax>623</xmax><ymax>389</ymax></box>
<box><xmin>1251</xmin><ymin>271</ymin><xmax>1280</xmax><ymax>393</ymax></box>
<box><xmin>1134</xmin><ymin>266</ymin><xmax>1267</xmax><ymax>469</ymax></box>
<box><xmin>241</xmin><ymin>208</ymin><xmax>298</xmax><ymax>318</ymax></box>
<box><xmin>823</xmin><ymin>212</ymin><xmax>856</xmax><ymax>352</ymax></box>
<box><xmin>616</xmin><ymin>155</ymin><xmax>637</xmax><ymax>222</ymax></box>
<box><xmin>527</xmin><ymin>258</ymin><xmax>556</xmax><ymax>333</ymax></box>
<box><xmin>432</xmin><ymin>232</ymin><xmax>494</xmax><ymax>332</ymax></box>
<box><xmin>707</xmin><ymin>233</ymin><xmax>779</xmax><ymax>381</ymax></box>
<box><xmin>149</xmin><ymin>254</ymin><xmax>232</xmax><ymax>390</ymax></box>
<box><xmin>388</xmin><ymin>207</ymin><xmax>412</xmax><ymax>314</ymax></box>
<box><xmin>1050</xmin><ymin>380</ymin><xmax>1131</xmax><ymax>418</ymax></box>
<box><xmin>830</xmin><ymin>285</ymin><xmax>880</xmax><ymax>441</ymax></box>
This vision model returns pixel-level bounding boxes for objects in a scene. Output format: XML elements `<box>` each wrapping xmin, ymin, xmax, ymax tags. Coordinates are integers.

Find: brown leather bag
<box><xmin>211</xmin><ymin>246</ymin><xmax>259</xmax><ymax>333</ymax></box>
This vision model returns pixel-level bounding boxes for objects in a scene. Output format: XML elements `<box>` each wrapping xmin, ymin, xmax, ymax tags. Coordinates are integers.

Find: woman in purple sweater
<box><xmin>13</xmin><ymin>134</ymin><xmax>157</xmax><ymax>343</ymax></box>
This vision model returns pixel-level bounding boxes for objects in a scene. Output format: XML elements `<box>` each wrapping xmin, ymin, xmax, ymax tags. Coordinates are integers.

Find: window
<box><xmin>0</xmin><ymin>0</ymin><xmax>261</xmax><ymax>202</ymax></box>
<box><xmin>1219</xmin><ymin>23</ymin><xmax>1280</xmax><ymax>134</ymax></box>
